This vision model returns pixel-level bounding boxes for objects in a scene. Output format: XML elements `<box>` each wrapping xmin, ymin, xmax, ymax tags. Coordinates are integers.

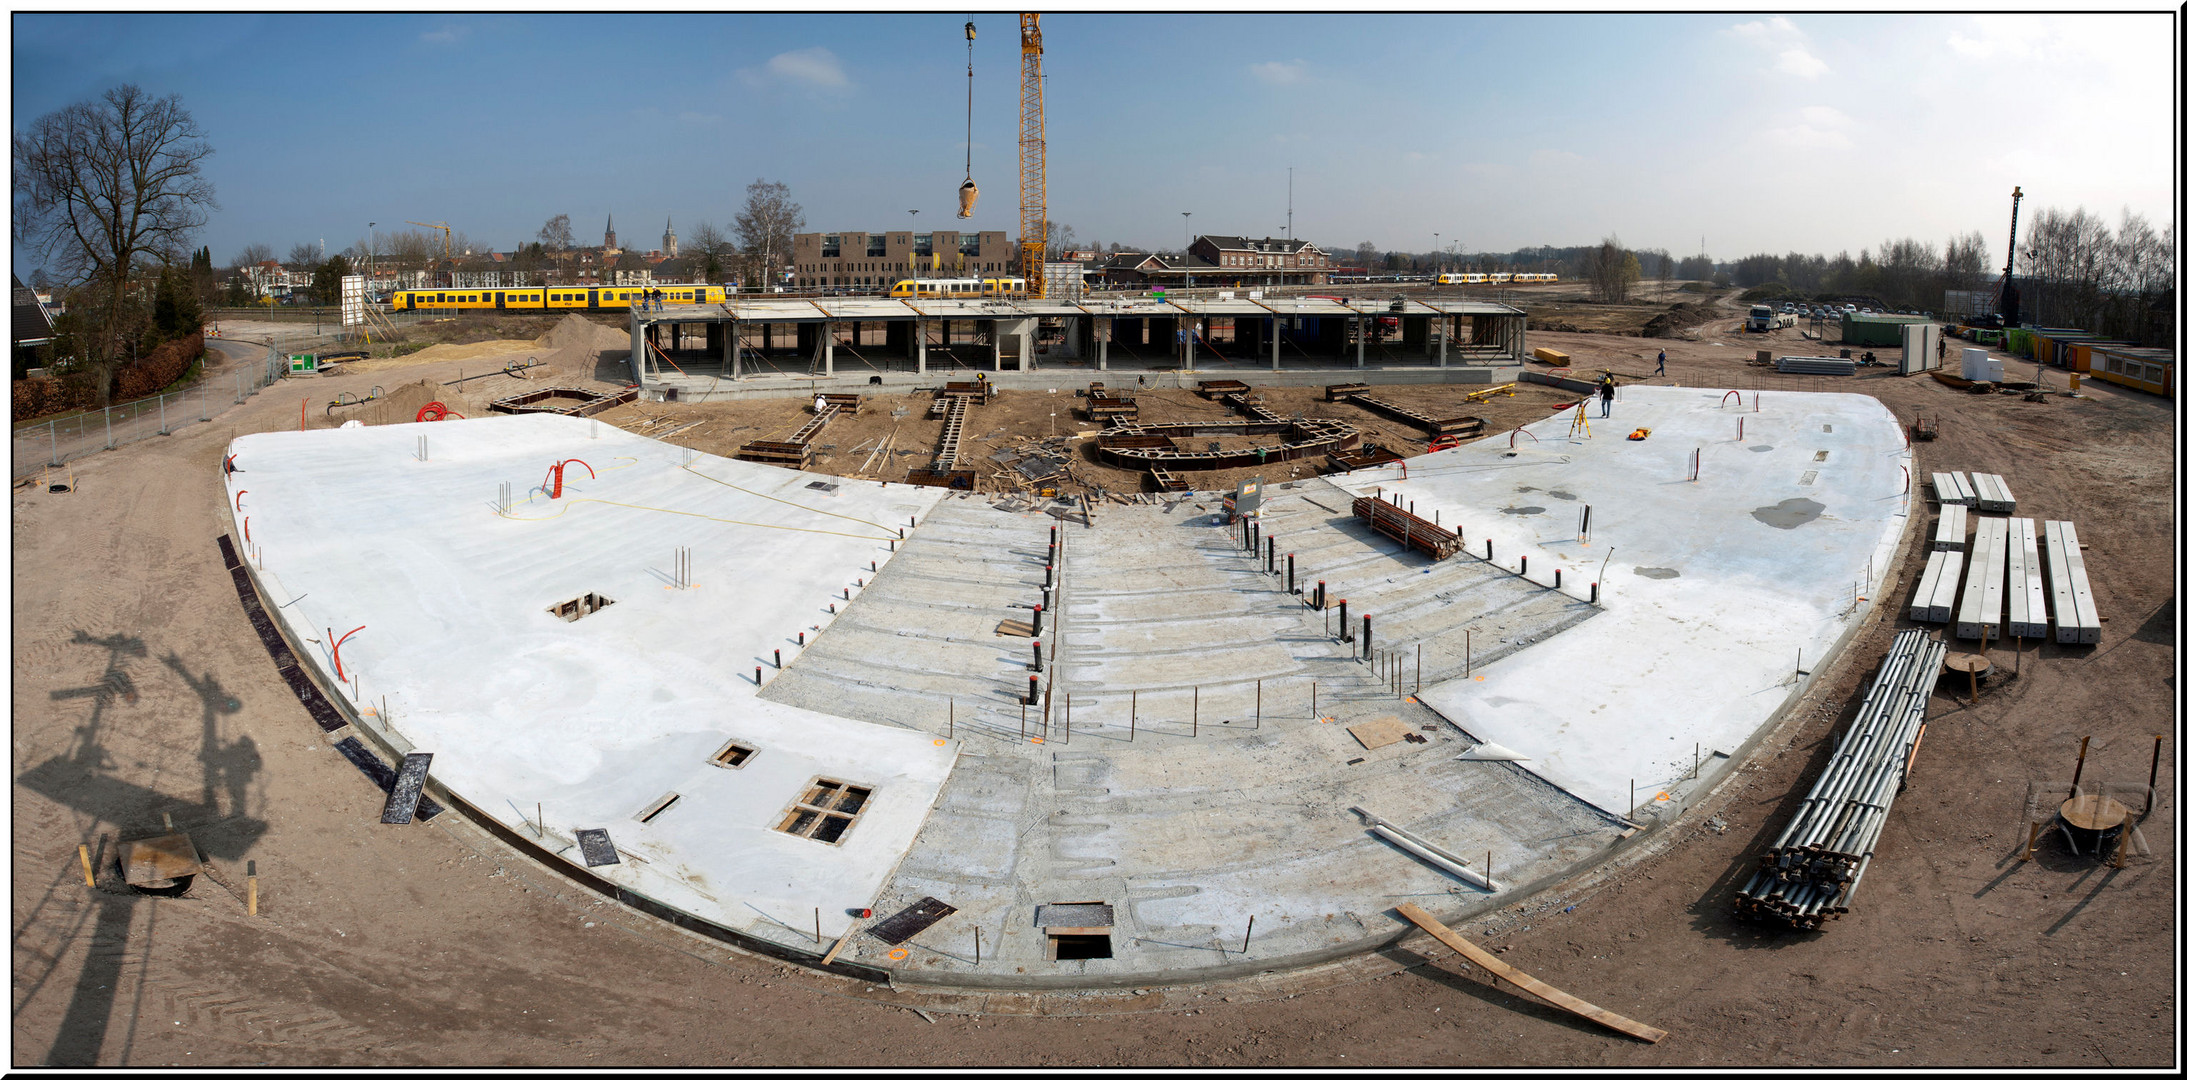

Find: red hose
<box><xmin>416</xmin><ymin>401</ymin><xmax>464</xmax><ymax>422</ymax></box>
<box><xmin>1721</xmin><ymin>390</ymin><xmax>1741</xmax><ymax>408</ymax></box>
<box><xmin>333</xmin><ymin>625</ymin><xmax>365</xmax><ymax>683</ymax></box>
<box><xmin>234</xmin><ymin>489</ymin><xmax>247</xmax><ymax>511</ymax></box>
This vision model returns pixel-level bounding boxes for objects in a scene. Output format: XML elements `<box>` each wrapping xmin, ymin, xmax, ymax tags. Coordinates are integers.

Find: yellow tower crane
<box><xmin>1018</xmin><ymin>14</ymin><xmax>1047</xmax><ymax>299</ymax></box>
<box><xmin>405</xmin><ymin>220</ymin><xmax>453</xmax><ymax>258</ymax></box>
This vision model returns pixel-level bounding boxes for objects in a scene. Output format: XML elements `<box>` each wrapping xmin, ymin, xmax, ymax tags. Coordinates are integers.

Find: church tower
<box><xmin>604</xmin><ymin>214</ymin><xmax>617</xmax><ymax>254</ymax></box>
<box><xmin>662</xmin><ymin>216</ymin><xmax>678</xmax><ymax>258</ymax></box>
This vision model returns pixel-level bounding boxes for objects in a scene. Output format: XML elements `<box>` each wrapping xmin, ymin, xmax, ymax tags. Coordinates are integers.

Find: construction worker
<box><xmin>1598</xmin><ymin>374</ymin><xmax>1616</xmax><ymax>417</ymax></box>
<box><xmin>1656</xmin><ymin>349</ymin><xmax>1667</xmax><ymax>376</ymax></box>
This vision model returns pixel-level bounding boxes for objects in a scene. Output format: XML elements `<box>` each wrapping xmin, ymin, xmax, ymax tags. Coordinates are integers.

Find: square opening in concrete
<box><xmin>805</xmin><ymin>481</ymin><xmax>840</xmax><ymax>493</ymax></box>
<box><xmin>634</xmin><ymin>791</ymin><xmax>682</xmax><ymax>824</ymax></box>
<box><xmin>1052</xmin><ymin>934</ymin><xmax>1113</xmax><ymax>960</ymax></box>
<box><xmin>548</xmin><ymin>592</ymin><xmax>615</xmax><ymax>622</ymax></box>
<box><xmin>709</xmin><ymin>741</ymin><xmax>758</xmax><ymax>769</ymax></box>
<box><xmin>776</xmin><ymin>778</ymin><xmax>871</xmax><ymax>845</ymax></box>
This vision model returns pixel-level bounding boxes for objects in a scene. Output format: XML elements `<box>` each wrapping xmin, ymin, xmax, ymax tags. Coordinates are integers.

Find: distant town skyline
<box><xmin>10</xmin><ymin>11</ymin><xmax>2176</xmax><ymax>277</ymax></box>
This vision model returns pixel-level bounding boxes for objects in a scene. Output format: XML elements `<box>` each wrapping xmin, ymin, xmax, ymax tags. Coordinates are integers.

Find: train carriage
<box><xmin>390</xmin><ymin>284</ymin><xmax>732</xmax><ymax>312</ymax></box>
<box><xmin>888</xmin><ymin>276</ymin><xmax>1028</xmax><ymax>299</ymax></box>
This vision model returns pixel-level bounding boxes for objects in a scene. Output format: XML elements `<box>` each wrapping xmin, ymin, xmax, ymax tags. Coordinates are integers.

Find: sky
<box><xmin>9</xmin><ymin>10</ymin><xmax>2178</xmax><ymax>275</ymax></box>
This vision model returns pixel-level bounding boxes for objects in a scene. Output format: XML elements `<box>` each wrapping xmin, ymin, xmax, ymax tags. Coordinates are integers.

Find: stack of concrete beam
<box><xmin>1931</xmin><ymin>503</ymin><xmax>1968</xmax><ymax>551</ymax></box>
<box><xmin>1931</xmin><ymin>472</ymin><xmax>1975</xmax><ymax>506</ymax></box>
<box><xmin>2004</xmin><ymin>517</ymin><xmax>2048</xmax><ymax>638</ymax></box>
<box><xmin>1968</xmin><ymin>472</ymin><xmax>2016</xmax><ymax>512</ymax></box>
<box><xmin>1908</xmin><ymin>549</ymin><xmax>1965</xmax><ymax>623</ymax></box>
<box><xmin>1776</xmin><ymin>355</ymin><xmax>1858</xmax><ymax>375</ymax></box>
<box><xmin>1735</xmin><ymin>628</ymin><xmax>1948</xmax><ymax>929</ymax></box>
<box><xmin>1955</xmin><ymin>516</ymin><xmax>2008</xmax><ymax>640</ymax></box>
<box><xmin>2043</xmin><ymin>520</ymin><xmax>2101</xmax><ymax>644</ymax></box>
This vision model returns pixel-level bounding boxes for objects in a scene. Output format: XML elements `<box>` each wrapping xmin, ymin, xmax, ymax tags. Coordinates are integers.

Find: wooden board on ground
<box><xmin>1348</xmin><ymin>716</ymin><xmax>1410</xmax><ymax>750</ymax></box>
<box><xmin>1393</xmin><ymin>901</ymin><xmax>1668</xmax><ymax>1044</ymax></box>
<box><xmin>995</xmin><ymin>619</ymin><xmax>1036</xmax><ymax>637</ymax></box>
<box><xmin>866</xmin><ymin>896</ymin><xmax>958</xmax><ymax>945</ymax></box>
<box><xmin>120</xmin><ymin>832</ymin><xmax>203</xmax><ymax>886</ymax></box>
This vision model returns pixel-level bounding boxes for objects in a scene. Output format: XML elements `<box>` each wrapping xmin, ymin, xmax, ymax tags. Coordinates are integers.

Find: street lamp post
<box><xmin>367</xmin><ymin>222</ymin><xmax>376</xmax><ymax>304</ymax></box>
<box><xmin>1181</xmin><ymin>212</ymin><xmax>1192</xmax><ymax>297</ymax></box>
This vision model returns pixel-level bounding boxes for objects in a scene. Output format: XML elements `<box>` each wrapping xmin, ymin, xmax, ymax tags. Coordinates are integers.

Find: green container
<box><xmin>288</xmin><ymin>353</ymin><xmax>317</xmax><ymax>373</ymax></box>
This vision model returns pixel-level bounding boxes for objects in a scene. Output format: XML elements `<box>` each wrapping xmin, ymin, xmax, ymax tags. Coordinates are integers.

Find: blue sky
<box><xmin>11</xmin><ymin>11</ymin><xmax>2176</xmax><ymax>273</ymax></box>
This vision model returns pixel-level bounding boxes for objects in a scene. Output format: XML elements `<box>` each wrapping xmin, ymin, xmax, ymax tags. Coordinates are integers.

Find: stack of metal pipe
<box><xmin>1734</xmin><ymin>629</ymin><xmax>1949</xmax><ymax>929</ymax></box>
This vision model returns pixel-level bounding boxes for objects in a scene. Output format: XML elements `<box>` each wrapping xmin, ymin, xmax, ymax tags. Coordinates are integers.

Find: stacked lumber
<box><xmin>1734</xmin><ymin>629</ymin><xmax>1948</xmax><ymax>929</ymax></box>
<box><xmin>1350</xmin><ymin>493</ymin><xmax>1461</xmax><ymax>559</ymax></box>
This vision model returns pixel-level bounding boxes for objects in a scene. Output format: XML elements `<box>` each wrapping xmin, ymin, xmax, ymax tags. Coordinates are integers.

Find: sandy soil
<box><xmin>10</xmin><ymin>302</ymin><xmax>2173</xmax><ymax>1067</ymax></box>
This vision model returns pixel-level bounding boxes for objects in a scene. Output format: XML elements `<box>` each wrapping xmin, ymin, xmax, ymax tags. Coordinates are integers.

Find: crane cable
<box><xmin>959</xmin><ymin>18</ymin><xmax>979</xmax><ymax>218</ymax></box>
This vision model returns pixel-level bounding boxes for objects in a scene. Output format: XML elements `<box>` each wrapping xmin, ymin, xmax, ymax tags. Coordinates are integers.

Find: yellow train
<box><xmin>390</xmin><ymin>284</ymin><xmax>733</xmax><ymax>312</ymax></box>
<box><xmin>888</xmin><ymin>276</ymin><xmax>1028</xmax><ymax>299</ymax></box>
<box><xmin>1434</xmin><ymin>271</ymin><xmax>1557</xmax><ymax>286</ymax></box>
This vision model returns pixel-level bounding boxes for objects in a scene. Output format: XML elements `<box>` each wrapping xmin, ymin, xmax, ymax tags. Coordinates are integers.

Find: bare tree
<box><xmin>537</xmin><ymin>214</ymin><xmax>574</xmax><ymax>252</ymax></box>
<box><xmin>1585</xmin><ymin>236</ymin><xmax>1639</xmax><ymax>303</ymax></box>
<box><xmin>685</xmin><ymin>220</ymin><xmax>735</xmax><ymax>282</ymax></box>
<box><xmin>13</xmin><ymin>83</ymin><xmax>216</xmax><ymax>391</ymax></box>
<box><xmin>229</xmin><ymin>242</ymin><xmax>274</xmax><ymax>271</ymax></box>
<box><xmin>733</xmin><ymin>178</ymin><xmax>805</xmax><ymax>286</ymax></box>
<box><xmin>2018</xmin><ymin>206</ymin><xmax>2112</xmax><ymax>329</ymax></box>
<box><xmin>1942</xmin><ymin>232</ymin><xmax>1989</xmax><ymax>292</ymax></box>
<box><xmin>286</xmin><ymin>242</ymin><xmax>322</xmax><ymax>268</ymax></box>
<box><xmin>1354</xmin><ymin>241</ymin><xmax>1377</xmax><ymax>267</ymax></box>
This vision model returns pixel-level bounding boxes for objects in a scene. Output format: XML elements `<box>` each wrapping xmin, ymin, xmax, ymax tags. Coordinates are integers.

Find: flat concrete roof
<box><xmin>639</xmin><ymin>295</ymin><xmax>1523</xmax><ymax>324</ymax></box>
<box><xmin>221</xmin><ymin>383</ymin><xmax>1909</xmax><ymax>986</ymax></box>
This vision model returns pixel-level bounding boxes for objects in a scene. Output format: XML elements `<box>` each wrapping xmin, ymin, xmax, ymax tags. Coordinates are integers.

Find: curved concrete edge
<box><xmin>211</xmin><ymin>404</ymin><xmax>1923</xmax><ymax>996</ymax></box>
<box><xmin>217</xmin><ymin>469</ymin><xmax>899</xmax><ymax>988</ymax></box>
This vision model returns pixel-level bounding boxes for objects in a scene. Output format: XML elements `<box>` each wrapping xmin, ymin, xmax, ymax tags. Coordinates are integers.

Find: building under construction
<box><xmin>627</xmin><ymin>293</ymin><xmax>1529</xmax><ymax>393</ymax></box>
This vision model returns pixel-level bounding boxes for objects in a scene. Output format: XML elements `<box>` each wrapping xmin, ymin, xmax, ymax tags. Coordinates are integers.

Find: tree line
<box><xmin>1722</xmin><ymin>205</ymin><xmax>2171</xmax><ymax>341</ymax></box>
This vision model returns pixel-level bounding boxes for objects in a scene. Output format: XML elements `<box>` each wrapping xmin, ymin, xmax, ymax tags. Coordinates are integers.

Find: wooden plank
<box><xmin>866</xmin><ymin>896</ymin><xmax>958</xmax><ymax>945</ymax></box>
<box><xmin>1393</xmin><ymin>902</ymin><xmax>1668</xmax><ymax>1043</ymax></box>
<box><xmin>575</xmin><ymin>828</ymin><xmax>622</xmax><ymax>867</ymax></box>
<box><xmin>380</xmin><ymin>751</ymin><xmax>434</xmax><ymax>824</ymax></box>
<box><xmin>1348</xmin><ymin>717</ymin><xmax>1410</xmax><ymax>750</ymax></box>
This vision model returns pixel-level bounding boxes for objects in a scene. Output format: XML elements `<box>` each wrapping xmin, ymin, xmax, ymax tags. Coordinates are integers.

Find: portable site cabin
<box><xmin>1842</xmin><ymin>311</ymin><xmax>1928</xmax><ymax>347</ymax></box>
<box><xmin>2083</xmin><ymin>345</ymin><xmax>2174</xmax><ymax>397</ymax></box>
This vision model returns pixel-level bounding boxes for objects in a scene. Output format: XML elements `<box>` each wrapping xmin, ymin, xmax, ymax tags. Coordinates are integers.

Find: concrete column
<box><xmin>823</xmin><ymin>320</ymin><xmax>834</xmax><ymax>377</ymax></box>
<box><xmin>1097</xmin><ymin>316</ymin><xmax>1109</xmax><ymax>370</ymax></box>
<box><xmin>1439</xmin><ymin>315</ymin><xmax>1449</xmax><ymax>368</ymax></box>
<box><xmin>1271</xmin><ymin>315</ymin><xmax>1282</xmax><ymax>371</ymax></box>
<box><xmin>629</xmin><ymin>307</ymin><xmax>647</xmax><ymax>386</ymax></box>
<box><xmin>1356</xmin><ymin>315</ymin><xmax>1366</xmax><ymax>369</ymax></box>
<box><xmin>1183</xmin><ymin>315</ymin><xmax>1195</xmax><ymax>370</ymax></box>
<box><xmin>917</xmin><ymin>318</ymin><xmax>927</xmax><ymax>375</ymax></box>
<box><xmin>991</xmin><ymin>320</ymin><xmax>1002</xmax><ymax>372</ymax></box>
<box><xmin>731</xmin><ymin>319</ymin><xmax>741</xmax><ymax>377</ymax></box>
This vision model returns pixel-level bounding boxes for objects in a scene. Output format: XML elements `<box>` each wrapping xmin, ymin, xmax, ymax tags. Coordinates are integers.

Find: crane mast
<box><xmin>1018</xmin><ymin>14</ymin><xmax>1047</xmax><ymax>299</ymax></box>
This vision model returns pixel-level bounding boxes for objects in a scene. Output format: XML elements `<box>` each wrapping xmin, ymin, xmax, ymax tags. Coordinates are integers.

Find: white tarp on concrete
<box><xmin>224</xmin><ymin>414</ymin><xmax>955</xmax><ymax>944</ymax></box>
<box><xmin>1328</xmin><ymin>386</ymin><xmax>1911</xmax><ymax>815</ymax></box>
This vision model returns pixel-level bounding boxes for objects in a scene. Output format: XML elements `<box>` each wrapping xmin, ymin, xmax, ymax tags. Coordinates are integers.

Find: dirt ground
<box><xmin>9</xmin><ymin>300</ymin><xmax>2173</xmax><ymax>1067</ymax></box>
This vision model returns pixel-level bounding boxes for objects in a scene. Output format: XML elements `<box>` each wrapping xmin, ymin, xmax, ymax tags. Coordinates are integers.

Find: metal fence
<box><xmin>13</xmin><ymin>352</ymin><xmax>287</xmax><ymax>481</ymax></box>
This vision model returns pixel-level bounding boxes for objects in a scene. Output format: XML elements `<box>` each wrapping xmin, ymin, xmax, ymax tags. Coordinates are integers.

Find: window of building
<box><xmin>776</xmin><ymin>777</ymin><xmax>873</xmax><ymax>845</ymax></box>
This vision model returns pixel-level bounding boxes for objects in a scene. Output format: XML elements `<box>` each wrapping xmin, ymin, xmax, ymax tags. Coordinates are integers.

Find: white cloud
<box><xmin>1530</xmin><ymin>149</ymin><xmax>1585</xmax><ymax>172</ymax></box>
<box><xmin>1772</xmin><ymin>105</ymin><xmax>1855</xmax><ymax>150</ymax></box>
<box><xmin>1776</xmin><ymin>49</ymin><xmax>1830</xmax><ymax>79</ymax></box>
<box><xmin>1728</xmin><ymin>16</ymin><xmax>1800</xmax><ymax>43</ymax></box>
<box><xmin>1946</xmin><ymin>15</ymin><xmax>2044</xmax><ymax>59</ymax></box>
<box><xmin>1250</xmin><ymin>59</ymin><xmax>1307</xmax><ymax>85</ymax></box>
<box><xmin>1460</xmin><ymin>162</ymin><xmax>1510</xmax><ymax>178</ymax></box>
<box><xmin>739</xmin><ymin>47</ymin><xmax>851</xmax><ymax>92</ymax></box>
<box><xmin>419</xmin><ymin>24</ymin><xmax>467</xmax><ymax>46</ymax></box>
<box><xmin>1403</xmin><ymin>151</ymin><xmax>1427</xmax><ymax>162</ymax></box>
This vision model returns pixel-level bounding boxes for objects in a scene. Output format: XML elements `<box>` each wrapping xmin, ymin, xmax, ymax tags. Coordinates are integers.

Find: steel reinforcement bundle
<box><xmin>1734</xmin><ymin>629</ymin><xmax>1949</xmax><ymax>929</ymax></box>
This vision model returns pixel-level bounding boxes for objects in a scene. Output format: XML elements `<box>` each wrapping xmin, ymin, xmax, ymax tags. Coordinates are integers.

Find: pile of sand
<box><xmin>528</xmin><ymin>314</ymin><xmax>634</xmax><ymax>387</ymax></box>
<box><xmin>353</xmin><ymin>379</ymin><xmax>476</xmax><ymax>427</ymax></box>
<box><xmin>350</xmin><ymin>339</ymin><xmax>539</xmax><ymax>374</ymax></box>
